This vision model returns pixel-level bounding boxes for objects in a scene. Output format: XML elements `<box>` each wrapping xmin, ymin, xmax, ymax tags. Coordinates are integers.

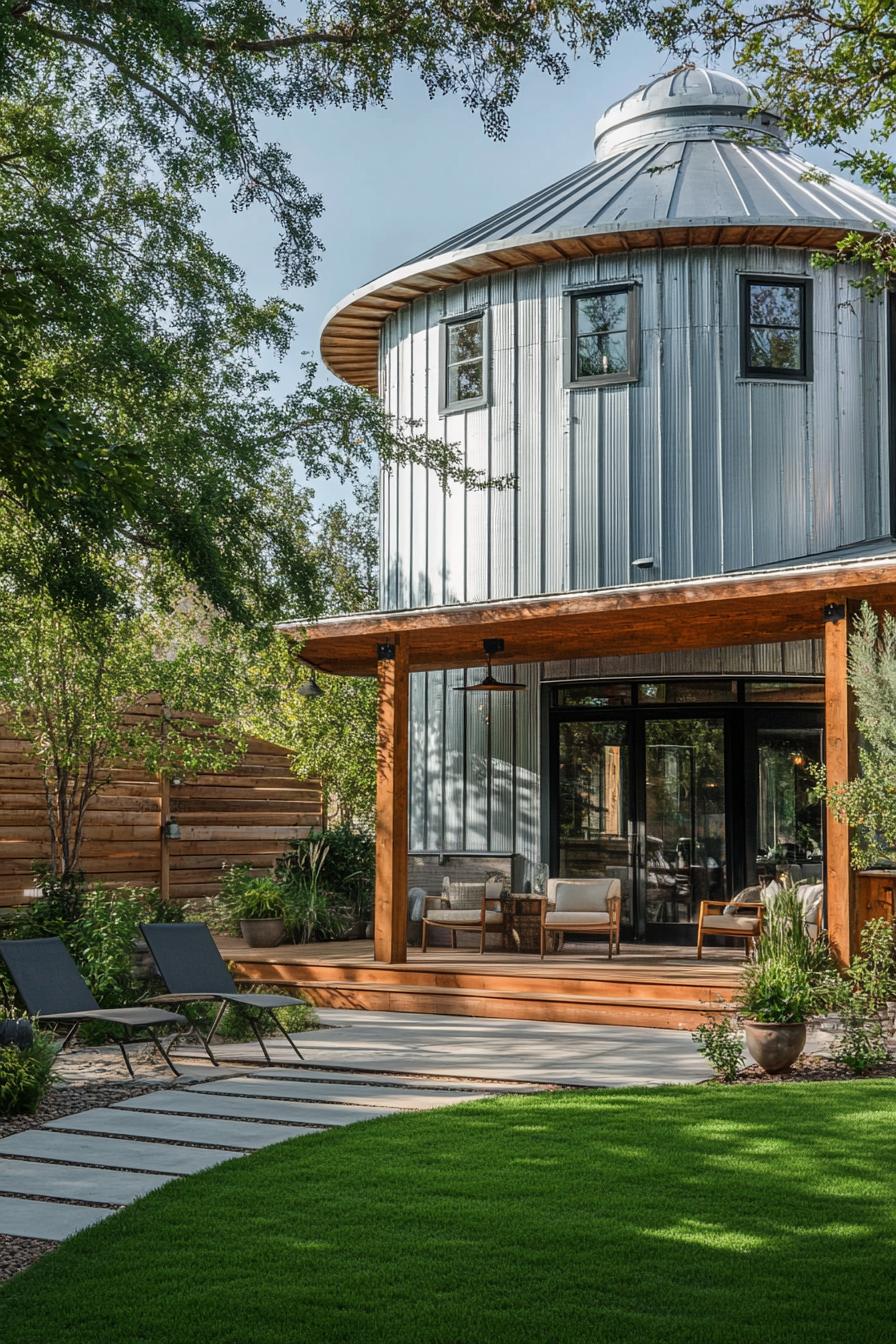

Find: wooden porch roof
<box><xmin>281</xmin><ymin>556</ymin><xmax>896</xmax><ymax>677</ymax></box>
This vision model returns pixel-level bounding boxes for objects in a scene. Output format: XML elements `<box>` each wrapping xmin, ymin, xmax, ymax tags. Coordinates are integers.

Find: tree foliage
<box><xmin>0</xmin><ymin>0</ymin><xmax>624</xmax><ymax>618</ymax></box>
<box><xmin>815</xmin><ymin>602</ymin><xmax>896</xmax><ymax>869</ymax></box>
<box><xmin>0</xmin><ymin>583</ymin><xmax>301</xmax><ymax>878</ymax></box>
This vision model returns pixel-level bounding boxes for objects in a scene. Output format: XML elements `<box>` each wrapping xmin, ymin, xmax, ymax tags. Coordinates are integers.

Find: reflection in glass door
<box><xmin>556</xmin><ymin>720</ymin><xmax>634</xmax><ymax>925</ymax></box>
<box><xmin>755</xmin><ymin>726</ymin><xmax>824</xmax><ymax>883</ymax></box>
<box><xmin>643</xmin><ymin>719</ymin><xmax>727</xmax><ymax>930</ymax></box>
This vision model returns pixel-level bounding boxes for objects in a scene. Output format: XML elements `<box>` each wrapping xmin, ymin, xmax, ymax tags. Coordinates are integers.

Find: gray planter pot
<box><xmin>240</xmin><ymin>918</ymin><xmax>285</xmax><ymax>948</ymax></box>
<box><xmin>743</xmin><ymin>1020</ymin><xmax>806</xmax><ymax>1074</ymax></box>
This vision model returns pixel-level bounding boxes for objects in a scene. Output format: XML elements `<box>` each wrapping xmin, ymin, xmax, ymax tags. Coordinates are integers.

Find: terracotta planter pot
<box><xmin>743</xmin><ymin>1020</ymin><xmax>806</xmax><ymax>1074</ymax></box>
<box><xmin>239</xmin><ymin>917</ymin><xmax>285</xmax><ymax>948</ymax></box>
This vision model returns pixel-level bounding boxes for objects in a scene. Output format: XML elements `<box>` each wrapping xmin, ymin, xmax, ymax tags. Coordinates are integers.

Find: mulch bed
<box><xmin>721</xmin><ymin>1053</ymin><xmax>896</xmax><ymax>1084</ymax></box>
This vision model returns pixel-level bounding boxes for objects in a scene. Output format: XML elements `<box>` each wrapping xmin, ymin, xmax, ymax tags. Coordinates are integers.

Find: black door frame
<box><xmin>547</xmin><ymin>680</ymin><xmax>824</xmax><ymax>944</ymax></box>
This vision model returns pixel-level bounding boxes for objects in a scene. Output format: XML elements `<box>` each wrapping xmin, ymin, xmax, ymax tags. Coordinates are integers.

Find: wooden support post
<box><xmin>824</xmin><ymin>596</ymin><xmax>857</xmax><ymax>965</ymax></box>
<box><xmin>374</xmin><ymin>638</ymin><xmax>409</xmax><ymax>964</ymax></box>
<box><xmin>159</xmin><ymin>773</ymin><xmax>171</xmax><ymax>903</ymax></box>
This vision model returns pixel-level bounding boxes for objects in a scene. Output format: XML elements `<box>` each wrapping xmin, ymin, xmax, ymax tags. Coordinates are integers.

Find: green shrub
<box><xmin>737</xmin><ymin>888</ymin><xmax>837</xmax><ymax>1024</ymax></box>
<box><xmin>278</xmin><ymin>836</ymin><xmax>352</xmax><ymax>942</ymax></box>
<box><xmin>845</xmin><ymin>918</ymin><xmax>896</xmax><ymax>1010</ymax></box>
<box><xmin>832</xmin><ymin>990</ymin><xmax>890</xmax><ymax>1073</ymax></box>
<box><xmin>737</xmin><ymin>958</ymin><xmax>820</xmax><ymax>1025</ymax></box>
<box><xmin>282</xmin><ymin>825</ymin><xmax>374</xmax><ymax>927</ymax></box>
<box><xmin>692</xmin><ymin>1014</ymin><xmax>744</xmax><ymax>1082</ymax></box>
<box><xmin>0</xmin><ymin>1024</ymin><xmax>58</xmax><ymax>1116</ymax></box>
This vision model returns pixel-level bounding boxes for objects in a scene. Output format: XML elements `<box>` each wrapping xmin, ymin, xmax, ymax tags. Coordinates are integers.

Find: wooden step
<box><xmin>231</xmin><ymin>958</ymin><xmax>737</xmax><ymax>1008</ymax></box>
<box><xmin>288</xmin><ymin>978</ymin><xmax>731</xmax><ymax>1031</ymax></box>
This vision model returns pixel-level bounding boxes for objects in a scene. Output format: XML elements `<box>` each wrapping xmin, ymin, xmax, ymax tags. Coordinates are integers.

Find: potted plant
<box><xmin>235</xmin><ymin>877</ymin><xmax>287</xmax><ymax>947</ymax></box>
<box><xmin>736</xmin><ymin>887</ymin><xmax>834</xmax><ymax>1073</ymax></box>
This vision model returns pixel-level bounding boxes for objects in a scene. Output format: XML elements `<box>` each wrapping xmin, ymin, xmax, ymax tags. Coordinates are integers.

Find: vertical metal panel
<box><xmin>408</xmin><ymin>672</ymin><xmax>427</xmax><ymax>850</ymax></box>
<box><xmin>443</xmin><ymin>663</ymin><xmax>466</xmax><ymax>848</ymax></box>
<box><xmin>631</xmin><ymin>261</ymin><xmax>662</xmax><ymax>580</ymax></box>
<box><xmin>541</xmin><ymin>264</ymin><xmax>567</xmax><ymax>592</ymax></box>
<box><xmin>463</xmin><ymin>668</ymin><xmax>489</xmax><ymax>850</ymax></box>
<box><xmin>811</xmin><ymin>263</ymin><xmax>840</xmax><ymax>552</ymax></box>
<box><xmin>488</xmin><ymin>678</ymin><xmax>515</xmax><ymax>852</ymax></box>
<box><xmin>601</xmin><ymin>387</ymin><xmax>631</xmax><ymax>586</ymax></box>
<box><xmin>689</xmin><ymin>250</ymin><xmax>723</xmax><ymax>574</ymax></box>
<box><xmin>718</xmin><ymin>249</ymin><xmax>754</xmax><ymax>571</ymax></box>
<box><xmin>441</xmin><ymin>286</ymin><xmax>468</xmax><ymax>604</ymax></box>
<box><xmin>409</xmin><ymin>297</ymin><xmax>429</xmax><ymax>608</ymax></box>
<box><xmin>513</xmin><ymin>667</ymin><xmax>541</xmax><ymax>864</ymax></box>
<box><xmin>516</xmin><ymin>266</ymin><xmax>543</xmax><ymax>595</ymax></box>
<box><xmin>490</xmin><ymin>270</ymin><xmax>517</xmax><ymax>599</ymax></box>
<box><xmin>426</xmin><ymin>290</ymin><xmax>447</xmax><ymax>606</ymax></box>
<box><xmin>836</xmin><ymin>264</ymin><xmax>867</xmax><ymax>544</ymax></box>
<box><xmin>425</xmin><ymin>670</ymin><xmax>446</xmax><ymax>850</ymax></box>
<box><xmin>569</xmin><ymin>386</ymin><xmax>600</xmax><ymax>589</ymax></box>
<box><xmin>659</xmin><ymin>249</ymin><xmax>693</xmax><ymax>577</ymax></box>
<box><xmin>395</xmin><ymin>303</ymin><xmax>413</xmax><ymax>608</ymax></box>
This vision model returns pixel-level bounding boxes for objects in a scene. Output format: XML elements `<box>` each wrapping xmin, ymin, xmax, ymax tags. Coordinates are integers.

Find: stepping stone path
<box><xmin>0</xmin><ymin>1065</ymin><xmax>540</xmax><ymax>1245</ymax></box>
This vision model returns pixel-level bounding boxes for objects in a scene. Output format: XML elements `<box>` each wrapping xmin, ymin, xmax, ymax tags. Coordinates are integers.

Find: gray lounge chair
<box><xmin>141</xmin><ymin>922</ymin><xmax>306</xmax><ymax>1066</ymax></box>
<box><xmin>0</xmin><ymin>936</ymin><xmax>188</xmax><ymax>1077</ymax></box>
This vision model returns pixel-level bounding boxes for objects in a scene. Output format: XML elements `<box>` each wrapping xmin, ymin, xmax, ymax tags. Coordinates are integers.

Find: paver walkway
<box><xmin>0</xmin><ymin>1058</ymin><xmax>529</xmax><ymax>1245</ymax></box>
<box><xmin>0</xmin><ymin>1009</ymin><xmax>713</xmax><ymax>1246</ymax></box>
<box><xmin>201</xmin><ymin>1008</ymin><xmax>712</xmax><ymax>1087</ymax></box>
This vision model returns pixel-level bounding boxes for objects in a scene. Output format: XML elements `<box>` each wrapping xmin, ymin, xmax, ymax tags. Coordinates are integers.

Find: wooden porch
<box><xmin>222</xmin><ymin>937</ymin><xmax>742</xmax><ymax>1031</ymax></box>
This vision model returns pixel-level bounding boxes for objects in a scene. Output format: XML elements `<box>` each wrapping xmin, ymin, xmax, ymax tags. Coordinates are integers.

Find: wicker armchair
<box><xmin>420</xmin><ymin>879</ymin><xmax>506</xmax><ymax>953</ymax></box>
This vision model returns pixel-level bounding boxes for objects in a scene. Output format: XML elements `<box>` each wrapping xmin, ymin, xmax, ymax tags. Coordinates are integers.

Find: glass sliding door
<box><xmin>555</xmin><ymin>719</ymin><xmax>635</xmax><ymax>925</ymax></box>
<box><xmin>754</xmin><ymin>724</ymin><xmax>824</xmax><ymax>883</ymax></box>
<box><xmin>642</xmin><ymin>718</ymin><xmax>728</xmax><ymax>931</ymax></box>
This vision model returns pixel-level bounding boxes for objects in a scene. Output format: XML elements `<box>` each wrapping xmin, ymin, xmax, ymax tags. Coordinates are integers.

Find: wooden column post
<box><xmin>159</xmin><ymin>772</ymin><xmax>171</xmax><ymax>903</ymax></box>
<box><xmin>824</xmin><ymin>596</ymin><xmax>857</xmax><ymax>965</ymax></box>
<box><xmin>374</xmin><ymin>637</ymin><xmax>409</xmax><ymax>964</ymax></box>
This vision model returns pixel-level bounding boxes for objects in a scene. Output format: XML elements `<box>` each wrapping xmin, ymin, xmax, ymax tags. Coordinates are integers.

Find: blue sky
<box><xmin>202</xmin><ymin>33</ymin><xmax>850</xmax><ymax>507</ymax></box>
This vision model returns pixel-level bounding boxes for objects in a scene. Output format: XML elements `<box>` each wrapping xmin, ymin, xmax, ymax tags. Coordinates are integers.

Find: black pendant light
<box><xmin>456</xmin><ymin>639</ymin><xmax>526</xmax><ymax>693</ymax></box>
<box><xmin>298</xmin><ymin>669</ymin><xmax>324</xmax><ymax>699</ymax></box>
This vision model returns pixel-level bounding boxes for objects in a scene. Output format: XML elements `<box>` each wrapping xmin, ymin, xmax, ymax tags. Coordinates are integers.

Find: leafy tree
<box><xmin>814</xmin><ymin>602</ymin><xmax>896</xmax><ymax>869</ymax></box>
<box><xmin>0</xmin><ymin>583</ymin><xmax>299</xmax><ymax>880</ymax></box>
<box><xmin>263</xmin><ymin>481</ymin><xmax>379</xmax><ymax>828</ymax></box>
<box><xmin>0</xmin><ymin>1</ymin><xmax>619</xmax><ymax>617</ymax></box>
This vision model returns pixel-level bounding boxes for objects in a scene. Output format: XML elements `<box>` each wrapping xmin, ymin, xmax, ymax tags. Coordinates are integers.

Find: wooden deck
<box><xmin>220</xmin><ymin>938</ymin><xmax>744</xmax><ymax>1031</ymax></box>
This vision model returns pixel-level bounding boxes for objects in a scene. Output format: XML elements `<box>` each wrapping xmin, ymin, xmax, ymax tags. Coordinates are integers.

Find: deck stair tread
<box><xmin>292</xmin><ymin>979</ymin><xmax>732</xmax><ymax>1011</ymax></box>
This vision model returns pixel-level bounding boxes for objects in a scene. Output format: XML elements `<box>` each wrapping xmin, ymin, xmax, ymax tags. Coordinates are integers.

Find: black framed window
<box><xmin>565</xmin><ymin>283</ymin><xmax>639</xmax><ymax>387</ymax></box>
<box><xmin>440</xmin><ymin>311</ymin><xmax>488</xmax><ymax>413</ymax></box>
<box><xmin>741</xmin><ymin>275</ymin><xmax>812</xmax><ymax>380</ymax></box>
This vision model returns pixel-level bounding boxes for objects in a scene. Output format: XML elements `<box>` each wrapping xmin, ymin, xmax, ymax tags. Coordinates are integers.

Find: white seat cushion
<box><xmin>424</xmin><ymin>908</ymin><xmax>503</xmax><ymax>926</ymax></box>
<box><xmin>702</xmin><ymin>914</ymin><xmax>760</xmax><ymax>933</ymax></box>
<box><xmin>544</xmin><ymin>910</ymin><xmax>611</xmax><ymax>928</ymax></box>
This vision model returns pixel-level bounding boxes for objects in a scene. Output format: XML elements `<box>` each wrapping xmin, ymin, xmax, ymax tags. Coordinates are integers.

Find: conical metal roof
<box><xmin>323</xmin><ymin>66</ymin><xmax>896</xmax><ymax>391</ymax></box>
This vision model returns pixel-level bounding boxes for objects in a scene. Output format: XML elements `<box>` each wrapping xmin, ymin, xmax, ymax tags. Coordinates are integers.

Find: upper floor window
<box><xmin>565</xmin><ymin>283</ymin><xmax>639</xmax><ymax>387</ymax></box>
<box><xmin>741</xmin><ymin>276</ymin><xmax>812</xmax><ymax>380</ymax></box>
<box><xmin>440</xmin><ymin>310</ymin><xmax>488</xmax><ymax>413</ymax></box>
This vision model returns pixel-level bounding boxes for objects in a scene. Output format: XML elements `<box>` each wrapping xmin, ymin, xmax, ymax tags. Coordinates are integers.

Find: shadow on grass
<box><xmin>2</xmin><ymin>1083</ymin><xmax>895</xmax><ymax>1344</ymax></box>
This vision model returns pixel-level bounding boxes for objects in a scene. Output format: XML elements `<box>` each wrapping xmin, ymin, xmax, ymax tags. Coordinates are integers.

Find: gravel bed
<box><xmin>0</xmin><ymin>1076</ymin><xmax>180</xmax><ymax>1142</ymax></box>
<box><xmin>0</xmin><ymin>1234</ymin><xmax>57</xmax><ymax>1284</ymax></box>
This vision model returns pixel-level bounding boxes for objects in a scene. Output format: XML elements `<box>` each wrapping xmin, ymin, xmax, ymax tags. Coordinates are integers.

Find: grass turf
<box><xmin>2</xmin><ymin>1082</ymin><xmax>895</xmax><ymax>1343</ymax></box>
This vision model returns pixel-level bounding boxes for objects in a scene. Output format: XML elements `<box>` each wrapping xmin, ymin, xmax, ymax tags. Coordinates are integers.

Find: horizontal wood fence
<box><xmin>0</xmin><ymin>722</ymin><xmax>323</xmax><ymax>908</ymax></box>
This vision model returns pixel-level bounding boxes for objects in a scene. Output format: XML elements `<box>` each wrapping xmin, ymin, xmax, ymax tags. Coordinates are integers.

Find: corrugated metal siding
<box><xmin>382</xmin><ymin>245</ymin><xmax>890</xmax><ymax>605</ymax></box>
<box><xmin>379</xmin><ymin>243</ymin><xmax>889</xmax><ymax>861</ymax></box>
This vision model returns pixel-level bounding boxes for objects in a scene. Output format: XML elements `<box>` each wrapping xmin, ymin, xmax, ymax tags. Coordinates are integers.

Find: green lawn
<box><xmin>3</xmin><ymin>1083</ymin><xmax>896</xmax><ymax>1343</ymax></box>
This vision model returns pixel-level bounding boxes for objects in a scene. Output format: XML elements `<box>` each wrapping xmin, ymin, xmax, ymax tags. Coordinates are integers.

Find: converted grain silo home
<box><xmin>280</xmin><ymin>67</ymin><xmax>896</xmax><ymax>1024</ymax></box>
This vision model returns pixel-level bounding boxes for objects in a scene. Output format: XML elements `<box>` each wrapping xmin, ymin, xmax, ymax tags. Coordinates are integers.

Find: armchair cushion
<box><xmin>546</xmin><ymin>878</ymin><xmax>621</xmax><ymax>913</ymax></box>
<box><xmin>702</xmin><ymin>913</ymin><xmax>761</xmax><ymax>933</ymax></box>
<box><xmin>544</xmin><ymin>910</ymin><xmax>611</xmax><ymax>928</ymax></box>
<box><xmin>424</xmin><ymin>908</ymin><xmax>503</xmax><ymax>927</ymax></box>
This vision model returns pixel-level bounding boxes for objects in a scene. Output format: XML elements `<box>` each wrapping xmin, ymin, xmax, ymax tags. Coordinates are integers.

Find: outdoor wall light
<box><xmin>298</xmin><ymin>670</ymin><xmax>324</xmax><ymax>699</ymax></box>
<box><xmin>163</xmin><ymin>818</ymin><xmax>182</xmax><ymax>841</ymax></box>
<box><xmin>456</xmin><ymin>639</ymin><xmax>526</xmax><ymax>693</ymax></box>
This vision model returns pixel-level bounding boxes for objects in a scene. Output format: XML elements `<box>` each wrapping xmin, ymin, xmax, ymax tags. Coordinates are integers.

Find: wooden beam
<box><xmin>824</xmin><ymin>595</ymin><xmax>857</xmax><ymax>964</ymax></box>
<box><xmin>374</xmin><ymin>638</ymin><xmax>409</xmax><ymax>964</ymax></box>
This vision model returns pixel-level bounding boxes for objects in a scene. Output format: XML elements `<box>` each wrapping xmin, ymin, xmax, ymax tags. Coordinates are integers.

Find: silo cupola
<box><xmin>593</xmin><ymin>65</ymin><xmax>786</xmax><ymax>161</ymax></box>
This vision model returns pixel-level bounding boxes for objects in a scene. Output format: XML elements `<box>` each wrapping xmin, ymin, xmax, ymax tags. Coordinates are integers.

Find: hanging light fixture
<box><xmin>298</xmin><ymin>669</ymin><xmax>324</xmax><ymax>699</ymax></box>
<box><xmin>456</xmin><ymin>638</ymin><xmax>526</xmax><ymax>694</ymax></box>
